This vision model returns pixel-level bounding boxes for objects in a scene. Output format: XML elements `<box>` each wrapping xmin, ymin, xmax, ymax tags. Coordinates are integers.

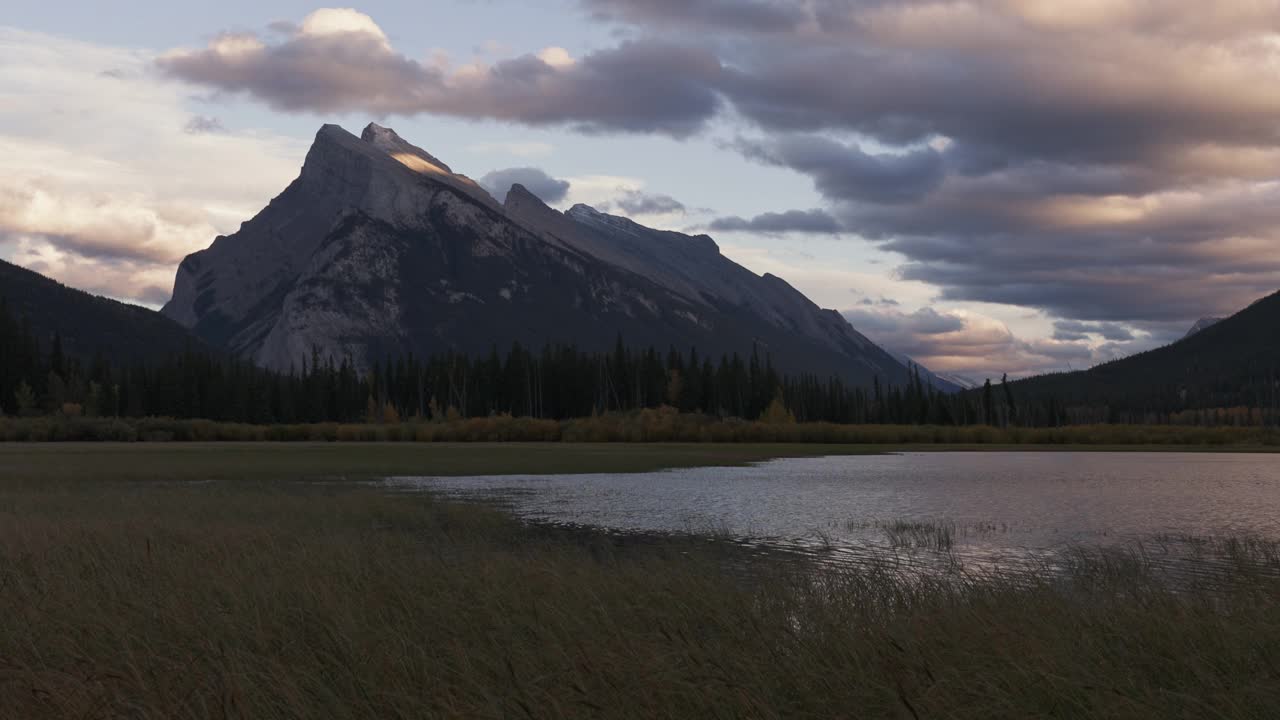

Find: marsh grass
<box><xmin>6</xmin><ymin>413</ymin><xmax>1280</xmax><ymax>448</ymax></box>
<box><xmin>845</xmin><ymin>519</ymin><xmax>1019</xmax><ymax>552</ymax></box>
<box><xmin>880</xmin><ymin>520</ymin><xmax>957</xmax><ymax>551</ymax></box>
<box><xmin>0</xmin><ymin>477</ymin><xmax>1278</xmax><ymax>718</ymax></box>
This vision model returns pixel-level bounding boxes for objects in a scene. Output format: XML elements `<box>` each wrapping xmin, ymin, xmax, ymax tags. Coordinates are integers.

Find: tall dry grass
<box><xmin>0</xmin><ymin>480</ymin><xmax>1277</xmax><ymax>718</ymax></box>
<box><xmin>4</xmin><ymin>410</ymin><xmax>1280</xmax><ymax>447</ymax></box>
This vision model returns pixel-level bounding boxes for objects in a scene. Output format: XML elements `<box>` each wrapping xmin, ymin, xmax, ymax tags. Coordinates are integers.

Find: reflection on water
<box><xmin>388</xmin><ymin>452</ymin><xmax>1280</xmax><ymax>578</ymax></box>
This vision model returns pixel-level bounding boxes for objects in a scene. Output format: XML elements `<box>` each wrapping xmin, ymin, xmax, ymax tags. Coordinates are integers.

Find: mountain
<box><xmin>887</xmin><ymin>351</ymin><xmax>967</xmax><ymax>393</ymax></box>
<box><xmin>163</xmin><ymin>123</ymin><xmax>913</xmax><ymax>388</ymax></box>
<box><xmin>1183</xmin><ymin>317</ymin><xmax>1223</xmax><ymax>339</ymax></box>
<box><xmin>1009</xmin><ymin>290</ymin><xmax>1280</xmax><ymax>414</ymax></box>
<box><xmin>935</xmin><ymin>372</ymin><xmax>980</xmax><ymax>391</ymax></box>
<box><xmin>0</xmin><ymin>259</ymin><xmax>203</xmax><ymax>364</ymax></box>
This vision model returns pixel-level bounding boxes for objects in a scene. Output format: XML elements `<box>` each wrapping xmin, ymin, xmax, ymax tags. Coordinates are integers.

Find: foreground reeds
<box><xmin>1</xmin><ymin>476</ymin><xmax>1277</xmax><ymax>718</ymax></box>
<box><xmin>4</xmin><ymin>409</ymin><xmax>1280</xmax><ymax>447</ymax></box>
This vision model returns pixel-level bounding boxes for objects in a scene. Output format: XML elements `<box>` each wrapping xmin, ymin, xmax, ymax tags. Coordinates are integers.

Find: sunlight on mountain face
<box><xmin>390</xmin><ymin>152</ymin><xmax>451</xmax><ymax>177</ymax></box>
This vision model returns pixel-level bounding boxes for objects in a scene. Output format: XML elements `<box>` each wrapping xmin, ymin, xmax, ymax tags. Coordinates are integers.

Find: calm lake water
<box><xmin>389</xmin><ymin>452</ymin><xmax>1280</xmax><ymax>573</ymax></box>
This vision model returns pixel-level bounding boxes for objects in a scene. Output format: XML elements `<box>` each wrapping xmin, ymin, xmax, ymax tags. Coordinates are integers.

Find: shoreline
<box><xmin>5</xmin><ymin>441</ymin><xmax>1280</xmax><ymax>485</ymax></box>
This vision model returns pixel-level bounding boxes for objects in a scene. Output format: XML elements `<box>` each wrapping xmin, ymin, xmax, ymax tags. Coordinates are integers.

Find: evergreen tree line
<box><xmin>1</xmin><ymin>299</ymin><xmax>984</xmax><ymax>424</ymax></box>
<box><xmin>4</xmin><ymin>299</ymin><xmax>1277</xmax><ymax>426</ymax></box>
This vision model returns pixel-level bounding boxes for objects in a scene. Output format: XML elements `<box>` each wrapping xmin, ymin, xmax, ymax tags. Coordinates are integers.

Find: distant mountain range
<box><xmin>889</xmin><ymin>352</ymin><xmax>973</xmax><ymax>393</ymax></box>
<box><xmin>160</xmin><ymin>123</ymin><xmax>920</xmax><ymax>388</ymax></box>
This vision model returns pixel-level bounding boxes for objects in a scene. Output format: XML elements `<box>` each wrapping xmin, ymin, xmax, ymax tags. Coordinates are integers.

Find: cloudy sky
<box><xmin>4</xmin><ymin>1</ymin><xmax>1280</xmax><ymax>381</ymax></box>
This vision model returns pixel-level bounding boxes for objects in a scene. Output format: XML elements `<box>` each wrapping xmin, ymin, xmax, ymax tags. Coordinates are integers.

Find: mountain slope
<box><xmin>505</xmin><ymin>184</ymin><xmax>910</xmax><ymax>385</ymax></box>
<box><xmin>1183</xmin><ymin>317</ymin><xmax>1223</xmax><ymax>339</ymax></box>
<box><xmin>1010</xmin><ymin>291</ymin><xmax>1280</xmax><ymax>413</ymax></box>
<box><xmin>163</xmin><ymin>123</ymin><xmax>913</xmax><ymax>388</ymax></box>
<box><xmin>886</xmin><ymin>351</ymin><xmax>967</xmax><ymax>394</ymax></box>
<box><xmin>0</xmin><ymin>259</ymin><xmax>203</xmax><ymax>364</ymax></box>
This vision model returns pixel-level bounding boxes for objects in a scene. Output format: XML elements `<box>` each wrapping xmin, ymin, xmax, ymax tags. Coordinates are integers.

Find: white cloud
<box><xmin>0</xmin><ymin>27</ymin><xmax>305</xmax><ymax>306</ymax></box>
<box><xmin>560</xmin><ymin>174</ymin><xmax>645</xmax><ymax>209</ymax></box>
<box><xmin>536</xmin><ymin>46</ymin><xmax>575</xmax><ymax>68</ymax></box>
<box><xmin>298</xmin><ymin>8</ymin><xmax>389</xmax><ymax>47</ymax></box>
<box><xmin>208</xmin><ymin>33</ymin><xmax>266</xmax><ymax>57</ymax></box>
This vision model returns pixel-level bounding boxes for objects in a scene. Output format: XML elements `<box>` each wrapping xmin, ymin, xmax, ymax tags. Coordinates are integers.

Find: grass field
<box><xmin>0</xmin><ymin>442</ymin><xmax>888</xmax><ymax>483</ymax></box>
<box><xmin>7</xmin><ymin>413</ymin><xmax>1280</xmax><ymax>449</ymax></box>
<box><xmin>4</xmin><ymin>439</ymin><xmax>1279</xmax><ymax>487</ymax></box>
<box><xmin>3</xmin><ymin>444</ymin><xmax>1279</xmax><ymax>717</ymax></box>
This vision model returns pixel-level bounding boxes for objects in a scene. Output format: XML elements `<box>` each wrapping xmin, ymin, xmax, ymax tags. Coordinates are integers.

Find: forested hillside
<box><xmin>1</xmin><ymin>294</ymin><xmax>965</xmax><ymax>423</ymax></box>
<box><xmin>0</xmin><ymin>259</ymin><xmax>203</xmax><ymax>364</ymax></box>
<box><xmin>1006</xmin><ymin>290</ymin><xmax>1280</xmax><ymax>424</ymax></box>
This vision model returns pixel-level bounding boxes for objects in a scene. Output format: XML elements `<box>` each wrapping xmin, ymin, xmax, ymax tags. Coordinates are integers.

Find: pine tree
<box><xmin>1001</xmin><ymin>373</ymin><xmax>1016</xmax><ymax>427</ymax></box>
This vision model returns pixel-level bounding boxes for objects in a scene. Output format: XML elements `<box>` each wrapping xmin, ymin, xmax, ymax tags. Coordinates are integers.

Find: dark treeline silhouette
<box><xmin>2</xmin><ymin>299</ymin><xmax>973</xmax><ymax>424</ymax></box>
<box><xmin>4</xmin><ymin>298</ymin><xmax>1277</xmax><ymax>427</ymax></box>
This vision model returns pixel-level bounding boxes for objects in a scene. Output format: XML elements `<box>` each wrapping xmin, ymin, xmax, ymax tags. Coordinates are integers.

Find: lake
<box><xmin>389</xmin><ymin>452</ymin><xmax>1280</xmax><ymax>574</ymax></box>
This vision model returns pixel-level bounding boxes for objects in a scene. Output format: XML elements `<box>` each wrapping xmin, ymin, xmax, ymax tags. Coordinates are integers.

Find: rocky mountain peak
<box><xmin>312</xmin><ymin>123</ymin><xmax>383</xmax><ymax>159</ymax></box>
<box><xmin>360</xmin><ymin>122</ymin><xmax>455</xmax><ymax>176</ymax></box>
<box><xmin>306</xmin><ymin>123</ymin><xmax>410</xmax><ymax>179</ymax></box>
<box><xmin>567</xmin><ymin>203</ymin><xmax>601</xmax><ymax>217</ymax></box>
<box><xmin>332</xmin><ymin>121</ymin><xmax>500</xmax><ymax>210</ymax></box>
<box><xmin>504</xmin><ymin>183</ymin><xmax>546</xmax><ymax>211</ymax></box>
<box><xmin>164</xmin><ymin>122</ymin><xmax>919</xmax><ymax>389</ymax></box>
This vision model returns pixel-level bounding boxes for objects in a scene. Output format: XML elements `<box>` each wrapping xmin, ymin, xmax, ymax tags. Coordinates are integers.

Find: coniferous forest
<box><xmin>1</xmin><ymin>297</ymin><xmax>971</xmax><ymax>425</ymax></box>
<box><xmin>6</xmin><ymin>297</ymin><xmax>1280</xmax><ymax>428</ymax></box>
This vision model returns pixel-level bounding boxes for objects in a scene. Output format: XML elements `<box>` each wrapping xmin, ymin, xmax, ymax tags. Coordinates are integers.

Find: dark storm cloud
<box><xmin>710</xmin><ymin>7</ymin><xmax>1280</xmax><ymax>174</ymax></box>
<box><xmin>38</xmin><ymin>232</ymin><xmax>170</xmax><ymax>263</ymax></box>
<box><xmin>832</xmin><ymin>176</ymin><xmax>1280</xmax><ymax>322</ymax></box>
<box><xmin>892</xmin><ymin>256</ymin><xmax>1276</xmax><ymax>325</ymax></box>
<box><xmin>734</xmin><ymin>135</ymin><xmax>945</xmax><ymax>204</ymax></box>
<box><xmin>610</xmin><ymin>190</ymin><xmax>686</xmax><ymax>216</ymax></box>
<box><xmin>158</xmin><ymin>18</ymin><xmax>724</xmax><ymax>137</ymax></box>
<box><xmin>842</xmin><ymin>307</ymin><xmax>962</xmax><ymax>340</ymax></box>
<box><xmin>582</xmin><ymin>0</ymin><xmax>808</xmax><ymax>32</ymax></box>
<box><xmin>708</xmin><ymin>208</ymin><xmax>840</xmax><ymax>234</ymax></box>
<box><xmin>479</xmin><ymin>167</ymin><xmax>571</xmax><ymax>205</ymax></box>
